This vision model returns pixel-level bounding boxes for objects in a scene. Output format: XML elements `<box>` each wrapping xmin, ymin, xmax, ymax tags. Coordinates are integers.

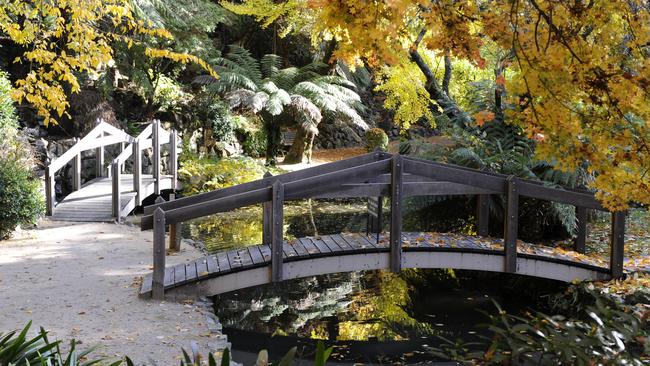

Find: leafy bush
<box><xmin>0</xmin><ymin>160</ymin><xmax>44</xmax><ymax>239</ymax></box>
<box><xmin>178</xmin><ymin>155</ymin><xmax>271</xmax><ymax>195</ymax></box>
<box><xmin>0</xmin><ymin>321</ymin><xmax>121</xmax><ymax>366</ymax></box>
<box><xmin>0</xmin><ymin>70</ymin><xmax>17</xmax><ymax>131</ymax></box>
<box><xmin>365</xmin><ymin>128</ymin><xmax>389</xmax><ymax>152</ymax></box>
<box><xmin>234</xmin><ymin>115</ymin><xmax>267</xmax><ymax>158</ymax></box>
<box><xmin>205</xmin><ymin>100</ymin><xmax>235</xmax><ymax>142</ymax></box>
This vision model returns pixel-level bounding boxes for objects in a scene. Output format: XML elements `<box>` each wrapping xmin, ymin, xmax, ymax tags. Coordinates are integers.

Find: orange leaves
<box><xmin>474</xmin><ymin>110</ymin><xmax>495</xmax><ymax>127</ymax></box>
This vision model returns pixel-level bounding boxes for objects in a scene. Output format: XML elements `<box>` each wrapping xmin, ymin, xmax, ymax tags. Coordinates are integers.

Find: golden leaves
<box><xmin>2</xmin><ymin>0</ymin><xmax>217</xmax><ymax>126</ymax></box>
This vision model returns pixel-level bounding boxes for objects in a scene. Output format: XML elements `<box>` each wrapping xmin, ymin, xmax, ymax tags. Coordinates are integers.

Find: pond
<box><xmin>183</xmin><ymin>198</ymin><xmax>566</xmax><ymax>364</ymax></box>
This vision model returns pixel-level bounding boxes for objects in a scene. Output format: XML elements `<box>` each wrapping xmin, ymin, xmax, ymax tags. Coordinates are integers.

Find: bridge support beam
<box><xmin>390</xmin><ymin>155</ymin><xmax>403</xmax><ymax>272</ymax></box>
<box><xmin>610</xmin><ymin>211</ymin><xmax>626</xmax><ymax>278</ymax></box>
<box><xmin>271</xmin><ymin>180</ymin><xmax>284</xmax><ymax>282</ymax></box>
<box><xmin>476</xmin><ymin>194</ymin><xmax>490</xmax><ymax>236</ymax></box>
<box><xmin>504</xmin><ymin>176</ymin><xmax>519</xmax><ymax>273</ymax></box>
<box><xmin>152</xmin><ymin>207</ymin><xmax>166</xmax><ymax>300</ymax></box>
<box><xmin>574</xmin><ymin>206</ymin><xmax>588</xmax><ymax>253</ymax></box>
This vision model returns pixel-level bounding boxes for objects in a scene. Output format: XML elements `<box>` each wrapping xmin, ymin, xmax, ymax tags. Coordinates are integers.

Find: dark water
<box><xmin>184</xmin><ymin>198</ymin><xmax>565</xmax><ymax>363</ymax></box>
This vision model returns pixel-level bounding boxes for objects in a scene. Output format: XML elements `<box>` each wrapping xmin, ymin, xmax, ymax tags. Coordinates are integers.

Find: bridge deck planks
<box><xmin>140</xmin><ymin>232</ymin><xmax>619</xmax><ymax>297</ymax></box>
<box><xmin>51</xmin><ymin>174</ymin><xmax>173</xmax><ymax>222</ymax></box>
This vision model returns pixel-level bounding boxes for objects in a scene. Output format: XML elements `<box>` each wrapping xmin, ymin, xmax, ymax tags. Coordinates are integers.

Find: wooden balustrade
<box><xmin>142</xmin><ymin>152</ymin><xmax>628</xmax><ymax>300</ymax></box>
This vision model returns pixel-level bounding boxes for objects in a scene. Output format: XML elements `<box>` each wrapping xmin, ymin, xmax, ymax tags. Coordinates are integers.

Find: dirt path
<box><xmin>0</xmin><ymin>219</ymin><xmax>226</xmax><ymax>364</ymax></box>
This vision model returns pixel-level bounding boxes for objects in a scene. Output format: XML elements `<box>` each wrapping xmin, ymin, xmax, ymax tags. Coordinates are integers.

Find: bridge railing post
<box><xmin>72</xmin><ymin>139</ymin><xmax>81</xmax><ymax>191</ymax></box>
<box><xmin>262</xmin><ymin>172</ymin><xmax>273</xmax><ymax>246</ymax></box>
<box><xmin>45</xmin><ymin>166</ymin><xmax>55</xmax><ymax>216</ymax></box>
<box><xmin>168</xmin><ymin>194</ymin><xmax>181</xmax><ymax>252</ymax></box>
<box><xmin>390</xmin><ymin>154</ymin><xmax>403</xmax><ymax>273</ymax></box>
<box><xmin>111</xmin><ymin>161</ymin><xmax>121</xmax><ymax>222</ymax></box>
<box><xmin>95</xmin><ymin>143</ymin><xmax>104</xmax><ymax>178</ymax></box>
<box><xmin>152</xmin><ymin>207</ymin><xmax>166</xmax><ymax>299</ymax></box>
<box><xmin>152</xmin><ymin>119</ymin><xmax>161</xmax><ymax>195</ymax></box>
<box><xmin>271</xmin><ymin>180</ymin><xmax>284</xmax><ymax>282</ymax></box>
<box><xmin>476</xmin><ymin>194</ymin><xmax>490</xmax><ymax>236</ymax></box>
<box><xmin>133</xmin><ymin>140</ymin><xmax>142</xmax><ymax>206</ymax></box>
<box><xmin>170</xmin><ymin>129</ymin><xmax>178</xmax><ymax>192</ymax></box>
<box><xmin>574</xmin><ymin>206</ymin><xmax>588</xmax><ymax>253</ymax></box>
<box><xmin>503</xmin><ymin>176</ymin><xmax>519</xmax><ymax>273</ymax></box>
<box><xmin>610</xmin><ymin>211</ymin><xmax>626</xmax><ymax>278</ymax></box>
<box><xmin>367</xmin><ymin>196</ymin><xmax>382</xmax><ymax>244</ymax></box>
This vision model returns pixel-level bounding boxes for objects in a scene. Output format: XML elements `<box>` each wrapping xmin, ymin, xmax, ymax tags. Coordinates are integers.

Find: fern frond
<box><xmin>261</xmin><ymin>54</ymin><xmax>282</xmax><ymax>78</ymax></box>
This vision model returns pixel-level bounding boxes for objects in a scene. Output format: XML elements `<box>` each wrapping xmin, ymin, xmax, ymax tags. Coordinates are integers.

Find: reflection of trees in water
<box><xmin>185</xmin><ymin>199</ymin><xmax>368</xmax><ymax>252</ymax></box>
<box><xmin>213</xmin><ymin>270</ymin><xmax>439</xmax><ymax>341</ymax></box>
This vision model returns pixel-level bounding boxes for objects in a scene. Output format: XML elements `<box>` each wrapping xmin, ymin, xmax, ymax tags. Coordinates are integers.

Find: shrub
<box><xmin>234</xmin><ymin>115</ymin><xmax>267</xmax><ymax>158</ymax></box>
<box><xmin>365</xmin><ymin>128</ymin><xmax>389</xmax><ymax>152</ymax></box>
<box><xmin>0</xmin><ymin>159</ymin><xmax>44</xmax><ymax>239</ymax></box>
<box><xmin>205</xmin><ymin>100</ymin><xmax>235</xmax><ymax>142</ymax></box>
<box><xmin>0</xmin><ymin>70</ymin><xmax>17</xmax><ymax>131</ymax></box>
<box><xmin>178</xmin><ymin>155</ymin><xmax>272</xmax><ymax>195</ymax></box>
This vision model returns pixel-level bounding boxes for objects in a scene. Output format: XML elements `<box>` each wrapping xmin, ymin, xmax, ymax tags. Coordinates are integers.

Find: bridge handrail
<box><xmin>110</xmin><ymin>120</ymin><xmax>178</xmax><ymax>221</ymax></box>
<box><xmin>143</xmin><ymin>152</ymin><xmax>626</xmax><ymax>300</ymax></box>
<box><xmin>44</xmin><ymin>119</ymin><xmax>134</xmax><ymax>215</ymax></box>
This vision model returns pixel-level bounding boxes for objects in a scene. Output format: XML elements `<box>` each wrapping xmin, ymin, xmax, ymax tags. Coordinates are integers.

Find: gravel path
<box><xmin>0</xmin><ymin>219</ymin><xmax>227</xmax><ymax>365</ymax></box>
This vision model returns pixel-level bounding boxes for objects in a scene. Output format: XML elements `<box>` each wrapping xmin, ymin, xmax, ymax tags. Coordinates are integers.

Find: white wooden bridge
<box><xmin>44</xmin><ymin>120</ymin><xmax>178</xmax><ymax>222</ymax></box>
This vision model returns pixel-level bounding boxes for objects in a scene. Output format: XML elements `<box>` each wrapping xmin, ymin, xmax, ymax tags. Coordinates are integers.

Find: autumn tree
<box><xmin>0</xmin><ymin>0</ymin><xmax>215</xmax><ymax>126</ymax></box>
<box><xmin>224</xmin><ymin>0</ymin><xmax>650</xmax><ymax>210</ymax></box>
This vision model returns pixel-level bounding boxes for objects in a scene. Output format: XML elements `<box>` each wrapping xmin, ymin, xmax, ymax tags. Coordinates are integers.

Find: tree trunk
<box><xmin>283</xmin><ymin>128</ymin><xmax>308</xmax><ymax>164</ymax></box>
<box><xmin>264</xmin><ymin>117</ymin><xmax>281</xmax><ymax>166</ymax></box>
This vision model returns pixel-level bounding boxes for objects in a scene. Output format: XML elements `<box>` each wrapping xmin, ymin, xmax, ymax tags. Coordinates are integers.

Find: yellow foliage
<box><xmin>229</xmin><ymin>0</ymin><xmax>650</xmax><ymax>210</ymax></box>
<box><xmin>0</xmin><ymin>0</ymin><xmax>217</xmax><ymax>126</ymax></box>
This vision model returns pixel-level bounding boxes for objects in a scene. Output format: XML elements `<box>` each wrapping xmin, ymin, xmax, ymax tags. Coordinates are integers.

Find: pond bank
<box><xmin>0</xmin><ymin>219</ymin><xmax>227</xmax><ymax>364</ymax></box>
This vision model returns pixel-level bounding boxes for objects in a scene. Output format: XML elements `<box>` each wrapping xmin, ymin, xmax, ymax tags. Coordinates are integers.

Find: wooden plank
<box><xmin>95</xmin><ymin>146</ymin><xmax>104</xmax><ymax>178</ymax></box>
<box><xmin>152</xmin><ymin>208</ymin><xmax>166</xmax><ymax>299</ymax></box>
<box><xmin>354</xmin><ymin>234</ymin><xmax>378</xmax><ymax>249</ymax></box>
<box><xmin>111</xmin><ymin>162</ymin><xmax>121</xmax><ymax>222</ymax></box>
<box><xmin>320</xmin><ymin>235</ymin><xmax>342</xmax><ymax>252</ymax></box>
<box><xmin>298</xmin><ymin>238</ymin><xmax>320</xmax><ymax>255</ymax></box>
<box><xmin>504</xmin><ymin>176</ymin><xmax>519</xmax><ymax>273</ymax></box>
<box><xmin>216</xmin><ymin>252</ymin><xmax>231</xmax><ymax>273</ymax></box>
<box><xmin>238</xmin><ymin>248</ymin><xmax>254</xmax><ymax>267</ymax></box>
<box><xmin>133</xmin><ymin>140</ymin><xmax>142</xmax><ymax>205</ymax></box>
<box><xmin>206</xmin><ymin>255</ymin><xmax>219</xmax><ymax>273</ymax></box>
<box><xmin>164</xmin><ymin>264</ymin><xmax>174</xmax><ymax>286</ymax></box>
<box><xmin>574</xmin><ymin>206</ymin><xmax>587</xmax><ymax>253</ymax></box>
<box><xmin>45</xmin><ymin>167</ymin><xmax>54</xmax><ymax>216</ymax></box>
<box><xmin>290</xmin><ymin>240</ymin><xmax>310</xmax><ymax>257</ymax></box>
<box><xmin>185</xmin><ymin>261</ymin><xmax>198</xmax><ymax>282</ymax></box>
<box><xmin>248</xmin><ymin>246</ymin><xmax>265</xmax><ymax>264</ymax></box>
<box><xmin>227</xmin><ymin>250</ymin><xmax>243</xmax><ymax>269</ymax></box>
<box><xmin>271</xmin><ymin>181</ymin><xmax>284</xmax><ymax>282</ymax></box>
<box><xmin>174</xmin><ymin>263</ymin><xmax>186</xmax><ymax>284</ymax></box>
<box><xmin>610</xmin><ymin>211</ymin><xmax>626</xmax><ymax>278</ymax></box>
<box><xmin>332</xmin><ymin>234</ymin><xmax>362</xmax><ymax>250</ymax></box>
<box><xmin>260</xmin><ymin>245</ymin><xmax>272</xmax><ymax>261</ymax></box>
<box><xmin>143</xmin><ymin>152</ymin><xmax>384</xmax><ymax>214</ymax></box>
<box><xmin>283</xmin><ymin>242</ymin><xmax>298</xmax><ymax>258</ymax></box>
<box><xmin>196</xmin><ymin>258</ymin><xmax>209</xmax><ymax>277</ymax></box>
<box><xmin>476</xmin><ymin>194</ymin><xmax>490</xmax><ymax>237</ymax></box>
<box><xmin>140</xmin><ymin>275</ymin><xmax>152</xmax><ymax>294</ymax></box>
<box><xmin>517</xmin><ymin>180</ymin><xmax>604</xmax><ymax>211</ymax></box>
<box><xmin>310</xmin><ymin>236</ymin><xmax>331</xmax><ymax>253</ymax></box>
<box><xmin>390</xmin><ymin>155</ymin><xmax>403</xmax><ymax>272</ymax></box>
<box><xmin>324</xmin><ymin>235</ymin><xmax>349</xmax><ymax>250</ymax></box>
<box><xmin>403</xmin><ymin>156</ymin><xmax>505</xmax><ymax>193</ymax></box>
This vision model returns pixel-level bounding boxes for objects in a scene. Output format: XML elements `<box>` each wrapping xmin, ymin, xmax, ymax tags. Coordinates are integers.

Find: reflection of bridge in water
<box><xmin>139</xmin><ymin>152</ymin><xmax>628</xmax><ymax>299</ymax></box>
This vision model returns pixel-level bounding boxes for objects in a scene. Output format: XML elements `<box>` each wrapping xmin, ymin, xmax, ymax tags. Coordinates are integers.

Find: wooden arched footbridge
<box><xmin>139</xmin><ymin>152</ymin><xmax>629</xmax><ymax>300</ymax></box>
<box><xmin>44</xmin><ymin>119</ymin><xmax>178</xmax><ymax>222</ymax></box>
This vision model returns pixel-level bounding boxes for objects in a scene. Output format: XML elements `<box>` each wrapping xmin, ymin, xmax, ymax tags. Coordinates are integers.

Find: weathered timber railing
<box><xmin>45</xmin><ymin>119</ymin><xmax>134</xmax><ymax>215</ymax></box>
<box><xmin>141</xmin><ymin>152</ymin><xmax>626</xmax><ymax>300</ymax></box>
<box><xmin>110</xmin><ymin>119</ymin><xmax>178</xmax><ymax>221</ymax></box>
